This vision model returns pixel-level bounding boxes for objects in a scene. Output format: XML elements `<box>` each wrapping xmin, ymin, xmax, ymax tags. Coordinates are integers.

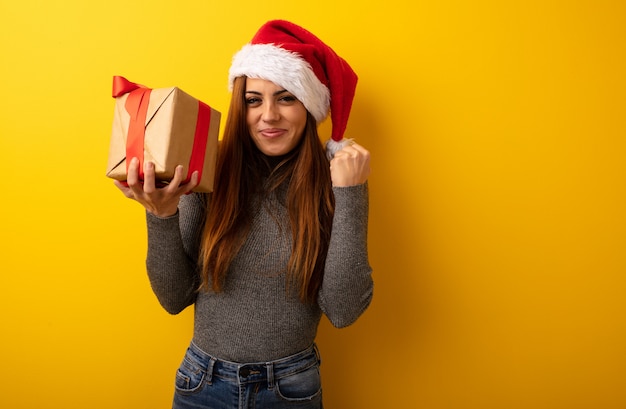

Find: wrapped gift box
<box><xmin>106</xmin><ymin>76</ymin><xmax>220</xmax><ymax>193</ymax></box>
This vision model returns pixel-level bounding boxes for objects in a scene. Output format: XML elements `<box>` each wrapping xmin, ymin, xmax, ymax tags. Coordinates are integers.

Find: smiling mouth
<box><xmin>259</xmin><ymin>128</ymin><xmax>286</xmax><ymax>138</ymax></box>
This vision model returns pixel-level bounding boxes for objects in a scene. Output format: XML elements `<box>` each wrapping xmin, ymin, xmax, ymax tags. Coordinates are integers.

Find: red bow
<box><xmin>112</xmin><ymin>76</ymin><xmax>147</xmax><ymax>97</ymax></box>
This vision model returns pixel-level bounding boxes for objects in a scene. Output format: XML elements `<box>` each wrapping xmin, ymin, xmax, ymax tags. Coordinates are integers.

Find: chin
<box><xmin>257</xmin><ymin>144</ymin><xmax>291</xmax><ymax>157</ymax></box>
<box><xmin>263</xmin><ymin>150</ymin><xmax>287</xmax><ymax>157</ymax></box>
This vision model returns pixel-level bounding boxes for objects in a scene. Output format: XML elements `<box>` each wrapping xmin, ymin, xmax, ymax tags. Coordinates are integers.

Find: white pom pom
<box><xmin>325</xmin><ymin>138</ymin><xmax>353</xmax><ymax>160</ymax></box>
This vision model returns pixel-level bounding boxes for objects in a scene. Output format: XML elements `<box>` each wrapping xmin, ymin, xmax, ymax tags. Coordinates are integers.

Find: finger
<box><xmin>331</xmin><ymin>147</ymin><xmax>351</xmax><ymax>160</ymax></box>
<box><xmin>127</xmin><ymin>158</ymin><xmax>146</xmax><ymax>197</ymax></box>
<box><xmin>343</xmin><ymin>143</ymin><xmax>369</xmax><ymax>157</ymax></box>
<box><xmin>350</xmin><ymin>143</ymin><xmax>369</xmax><ymax>156</ymax></box>
<box><xmin>126</xmin><ymin>157</ymin><xmax>140</xmax><ymax>186</ymax></box>
<box><xmin>177</xmin><ymin>170</ymin><xmax>200</xmax><ymax>195</ymax></box>
<box><xmin>166</xmin><ymin>165</ymin><xmax>185</xmax><ymax>193</ymax></box>
<box><xmin>340</xmin><ymin>145</ymin><xmax>370</xmax><ymax>164</ymax></box>
<box><xmin>127</xmin><ymin>157</ymin><xmax>142</xmax><ymax>188</ymax></box>
<box><xmin>182</xmin><ymin>171</ymin><xmax>200</xmax><ymax>194</ymax></box>
<box><xmin>113</xmin><ymin>180</ymin><xmax>134</xmax><ymax>199</ymax></box>
<box><xmin>143</xmin><ymin>161</ymin><xmax>156</xmax><ymax>194</ymax></box>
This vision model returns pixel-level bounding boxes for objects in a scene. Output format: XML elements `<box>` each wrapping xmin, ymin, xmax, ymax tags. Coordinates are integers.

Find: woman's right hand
<box><xmin>114</xmin><ymin>157</ymin><xmax>199</xmax><ymax>218</ymax></box>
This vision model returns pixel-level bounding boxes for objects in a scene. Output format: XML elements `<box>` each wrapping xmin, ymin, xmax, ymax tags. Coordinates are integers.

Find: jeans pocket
<box><xmin>174</xmin><ymin>352</ymin><xmax>207</xmax><ymax>395</ymax></box>
<box><xmin>275</xmin><ymin>363</ymin><xmax>322</xmax><ymax>402</ymax></box>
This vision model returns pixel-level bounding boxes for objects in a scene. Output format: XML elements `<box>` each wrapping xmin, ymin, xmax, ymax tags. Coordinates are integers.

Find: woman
<box><xmin>115</xmin><ymin>20</ymin><xmax>373</xmax><ymax>409</ymax></box>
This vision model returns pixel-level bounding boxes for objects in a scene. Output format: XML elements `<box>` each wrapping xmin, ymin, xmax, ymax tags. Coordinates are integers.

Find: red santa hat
<box><xmin>229</xmin><ymin>20</ymin><xmax>358</xmax><ymax>159</ymax></box>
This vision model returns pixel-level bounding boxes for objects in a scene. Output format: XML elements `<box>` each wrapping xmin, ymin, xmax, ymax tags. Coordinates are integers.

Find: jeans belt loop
<box><xmin>313</xmin><ymin>343</ymin><xmax>321</xmax><ymax>366</ymax></box>
<box><xmin>266</xmin><ymin>362</ymin><xmax>275</xmax><ymax>390</ymax></box>
<box><xmin>206</xmin><ymin>357</ymin><xmax>216</xmax><ymax>384</ymax></box>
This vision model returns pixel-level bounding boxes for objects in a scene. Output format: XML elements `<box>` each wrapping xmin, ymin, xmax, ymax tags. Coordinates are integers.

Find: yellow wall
<box><xmin>1</xmin><ymin>1</ymin><xmax>625</xmax><ymax>408</ymax></box>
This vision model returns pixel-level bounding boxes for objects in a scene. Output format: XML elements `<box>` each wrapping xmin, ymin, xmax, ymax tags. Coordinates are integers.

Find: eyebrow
<box><xmin>245</xmin><ymin>89</ymin><xmax>290</xmax><ymax>96</ymax></box>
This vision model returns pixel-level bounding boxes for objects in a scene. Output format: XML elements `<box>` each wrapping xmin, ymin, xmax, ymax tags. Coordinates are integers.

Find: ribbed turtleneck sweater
<box><xmin>145</xmin><ymin>183</ymin><xmax>373</xmax><ymax>362</ymax></box>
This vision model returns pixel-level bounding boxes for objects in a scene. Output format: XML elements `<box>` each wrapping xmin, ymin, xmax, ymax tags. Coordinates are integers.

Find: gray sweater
<box><xmin>145</xmin><ymin>183</ymin><xmax>373</xmax><ymax>362</ymax></box>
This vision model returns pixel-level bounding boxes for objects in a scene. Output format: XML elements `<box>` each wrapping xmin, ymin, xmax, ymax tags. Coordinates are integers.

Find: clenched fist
<box><xmin>329</xmin><ymin>142</ymin><xmax>371</xmax><ymax>187</ymax></box>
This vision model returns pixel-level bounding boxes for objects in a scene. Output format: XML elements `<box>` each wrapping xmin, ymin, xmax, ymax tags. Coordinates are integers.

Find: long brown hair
<box><xmin>199</xmin><ymin>76</ymin><xmax>335</xmax><ymax>303</ymax></box>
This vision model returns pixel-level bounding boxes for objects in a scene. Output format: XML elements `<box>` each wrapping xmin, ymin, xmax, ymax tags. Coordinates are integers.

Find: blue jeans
<box><xmin>172</xmin><ymin>342</ymin><xmax>323</xmax><ymax>409</ymax></box>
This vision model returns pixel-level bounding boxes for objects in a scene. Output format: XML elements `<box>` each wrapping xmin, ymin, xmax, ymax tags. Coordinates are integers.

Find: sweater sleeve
<box><xmin>318</xmin><ymin>183</ymin><xmax>374</xmax><ymax>328</ymax></box>
<box><xmin>145</xmin><ymin>192</ymin><xmax>205</xmax><ymax>314</ymax></box>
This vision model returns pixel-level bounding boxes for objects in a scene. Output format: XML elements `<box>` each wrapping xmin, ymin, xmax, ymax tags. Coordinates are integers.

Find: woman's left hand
<box><xmin>330</xmin><ymin>142</ymin><xmax>371</xmax><ymax>187</ymax></box>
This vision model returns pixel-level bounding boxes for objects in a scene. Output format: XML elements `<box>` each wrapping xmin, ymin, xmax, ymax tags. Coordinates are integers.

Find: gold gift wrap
<box><xmin>106</xmin><ymin>82</ymin><xmax>220</xmax><ymax>193</ymax></box>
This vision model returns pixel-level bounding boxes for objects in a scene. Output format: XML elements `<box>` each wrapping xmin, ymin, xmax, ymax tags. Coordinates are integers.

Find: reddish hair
<box><xmin>200</xmin><ymin>76</ymin><xmax>334</xmax><ymax>303</ymax></box>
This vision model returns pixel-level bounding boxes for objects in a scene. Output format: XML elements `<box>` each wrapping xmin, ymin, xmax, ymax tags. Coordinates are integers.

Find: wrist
<box><xmin>148</xmin><ymin>208</ymin><xmax>179</xmax><ymax>219</ymax></box>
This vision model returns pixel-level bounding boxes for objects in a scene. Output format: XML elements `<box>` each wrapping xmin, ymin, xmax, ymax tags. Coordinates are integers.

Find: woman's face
<box><xmin>245</xmin><ymin>77</ymin><xmax>308</xmax><ymax>156</ymax></box>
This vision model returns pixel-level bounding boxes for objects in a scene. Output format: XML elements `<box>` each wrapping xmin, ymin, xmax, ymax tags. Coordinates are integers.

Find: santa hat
<box><xmin>229</xmin><ymin>19</ymin><xmax>358</xmax><ymax>159</ymax></box>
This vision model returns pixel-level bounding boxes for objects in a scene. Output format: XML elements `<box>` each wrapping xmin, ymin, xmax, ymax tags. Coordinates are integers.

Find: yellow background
<box><xmin>1</xmin><ymin>0</ymin><xmax>625</xmax><ymax>408</ymax></box>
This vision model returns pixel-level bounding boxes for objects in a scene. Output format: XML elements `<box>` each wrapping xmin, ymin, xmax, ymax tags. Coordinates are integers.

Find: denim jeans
<box><xmin>172</xmin><ymin>342</ymin><xmax>323</xmax><ymax>409</ymax></box>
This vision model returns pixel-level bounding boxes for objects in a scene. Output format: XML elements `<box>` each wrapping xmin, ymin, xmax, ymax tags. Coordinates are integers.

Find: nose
<box><xmin>261</xmin><ymin>101</ymin><xmax>280</xmax><ymax>122</ymax></box>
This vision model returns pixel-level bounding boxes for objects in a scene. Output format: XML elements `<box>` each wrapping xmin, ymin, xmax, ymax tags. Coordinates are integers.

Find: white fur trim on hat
<box><xmin>229</xmin><ymin>43</ymin><xmax>330</xmax><ymax>123</ymax></box>
<box><xmin>325</xmin><ymin>137</ymin><xmax>353</xmax><ymax>160</ymax></box>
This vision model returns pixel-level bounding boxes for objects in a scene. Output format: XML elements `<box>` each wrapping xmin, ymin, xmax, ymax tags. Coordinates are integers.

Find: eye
<box><xmin>279</xmin><ymin>95</ymin><xmax>298</xmax><ymax>103</ymax></box>
<box><xmin>245</xmin><ymin>97</ymin><xmax>261</xmax><ymax>106</ymax></box>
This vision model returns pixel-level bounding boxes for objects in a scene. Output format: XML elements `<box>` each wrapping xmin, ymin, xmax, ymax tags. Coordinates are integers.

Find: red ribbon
<box><xmin>112</xmin><ymin>76</ymin><xmax>212</xmax><ymax>189</ymax></box>
<box><xmin>187</xmin><ymin>101</ymin><xmax>211</xmax><ymax>186</ymax></box>
<box><xmin>112</xmin><ymin>76</ymin><xmax>151</xmax><ymax>180</ymax></box>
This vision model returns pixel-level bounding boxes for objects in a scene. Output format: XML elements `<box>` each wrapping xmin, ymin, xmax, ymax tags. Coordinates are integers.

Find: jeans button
<box><xmin>240</xmin><ymin>367</ymin><xmax>250</xmax><ymax>377</ymax></box>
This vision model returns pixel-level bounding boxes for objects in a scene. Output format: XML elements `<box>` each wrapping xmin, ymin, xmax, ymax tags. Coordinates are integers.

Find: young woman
<box><xmin>115</xmin><ymin>20</ymin><xmax>373</xmax><ymax>409</ymax></box>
